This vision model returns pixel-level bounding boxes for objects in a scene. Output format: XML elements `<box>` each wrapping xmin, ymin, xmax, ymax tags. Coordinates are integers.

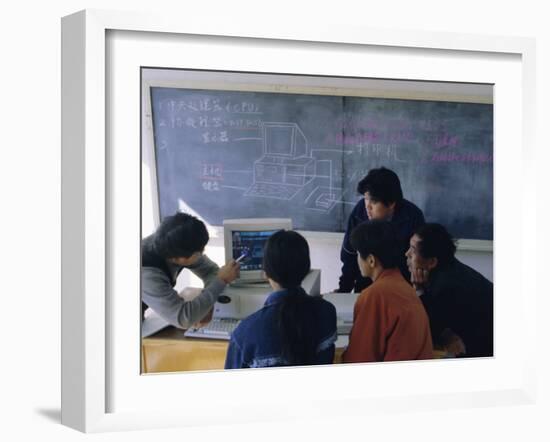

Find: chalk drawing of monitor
<box><xmin>245</xmin><ymin>122</ymin><xmax>315</xmax><ymax>200</ymax></box>
<box><xmin>263</xmin><ymin>122</ymin><xmax>307</xmax><ymax>157</ymax></box>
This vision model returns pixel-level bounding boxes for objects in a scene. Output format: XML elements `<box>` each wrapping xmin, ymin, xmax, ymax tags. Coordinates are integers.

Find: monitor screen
<box><xmin>223</xmin><ymin>218</ymin><xmax>293</xmax><ymax>283</ymax></box>
<box><xmin>231</xmin><ymin>230</ymin><xmax>278</xmax><ymax>271</ymax></box>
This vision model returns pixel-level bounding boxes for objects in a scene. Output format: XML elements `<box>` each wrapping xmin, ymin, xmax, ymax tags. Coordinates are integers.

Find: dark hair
<box><xmin>263</xmin><ymin>230</ymin><xmax>318</xmax><ymax>366</ymax></box>
<box><xmin>414</xmin><ymin>223</ymin><xmax>457</xmax><ymax>267</ymax></box>
<box><xmin>349</xmin><ymin>220</ymin><xmax>400</xmax><ymax>268</ymax></box>
<box><xmin>153</xmin><ymin>212</ymin><xmax>209</xmax><ymax>259</ymax></box>
<box><xmin>356</xmin><ymin>167</ymin><xmax>403</xmax><ymax>205</ymax></box>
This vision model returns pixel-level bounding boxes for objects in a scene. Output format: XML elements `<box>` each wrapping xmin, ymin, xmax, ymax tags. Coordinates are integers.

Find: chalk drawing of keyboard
<box><xmin>244</xmin><ymin>182</ymin><xmax>301</xmax><ymax>200</ymax></box>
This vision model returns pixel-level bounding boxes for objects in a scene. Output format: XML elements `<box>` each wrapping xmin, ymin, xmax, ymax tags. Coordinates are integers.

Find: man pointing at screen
<box><xmin>141</xmin><ymin>212</ymin><xmax>240</xmax><ymax>335</ymax></box>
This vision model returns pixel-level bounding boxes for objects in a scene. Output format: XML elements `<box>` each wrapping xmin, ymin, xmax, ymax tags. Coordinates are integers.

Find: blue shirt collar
<box><xmin>264</xmin><ymin>289</ymin><xmax>290</xmax><ymax>306</ymax></box>
<box><xmin>265</xmin><ymin>288</ymin><xmax>309</xmax><ymax>306</ymax></box>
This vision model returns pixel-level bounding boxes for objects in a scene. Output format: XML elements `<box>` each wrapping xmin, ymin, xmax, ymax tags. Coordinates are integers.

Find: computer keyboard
<box><xmin>184</xmin><ymin>318</ymin><xmax>241</xmax><ymax>340</ymax></box>
<box><xmin>184</xmin><ymin>317</ymin><xmax>352</xmax><ymax>340</ymax></box>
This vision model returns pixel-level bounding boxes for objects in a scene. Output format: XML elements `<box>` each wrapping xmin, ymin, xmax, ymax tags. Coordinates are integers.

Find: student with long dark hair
<box><xmin>225</xmin><ymin>230</ymin><xmax>337</xmax><ymax>368</ymax></box>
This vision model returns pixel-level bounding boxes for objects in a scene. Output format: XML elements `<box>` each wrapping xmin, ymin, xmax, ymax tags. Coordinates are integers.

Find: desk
<box><xmin>142</xmin><ymin>328</ymin><xmax>230</xmax><ymax>372</ymax></box>
<box><xmin>142</xmin><ymin>289</ymin><xmax>446</xmax><ymax>373</ymax></box>
<box><xmin>141</xmin><ymin>328</ymin><xmax>446</xmax><ymax>373</ymax></box>
<box><xmin>142</xmin><ymin>327</ymin><xmax>347</xmax><ymax>373</ymax></box>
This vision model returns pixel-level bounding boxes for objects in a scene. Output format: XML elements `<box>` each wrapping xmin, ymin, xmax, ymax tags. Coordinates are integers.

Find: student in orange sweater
<box><xmin>342</xmin><ymin>220</ymin><xmax>433</xmax><ymax>363</ymax></box>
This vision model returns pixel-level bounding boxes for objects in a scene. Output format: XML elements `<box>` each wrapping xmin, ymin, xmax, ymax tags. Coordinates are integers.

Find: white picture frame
<box><xmin>61</xmin><ymin>9</ymin><xmax>537</xmax><ymax>433</ymax></box>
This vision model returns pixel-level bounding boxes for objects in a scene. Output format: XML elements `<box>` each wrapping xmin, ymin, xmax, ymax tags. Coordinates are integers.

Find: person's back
<box><xmin>225</xmin><ymin>289</ymin><xmax>336</xmax><ymax>368</ymax></box>
<box><xmin>225</xmin><ymin>230</ymin><xmax>337</xmax><ymax>369</ymax></box>
<box><xmin>341</xmin><ymin>220</ymin><xmax>433</xmax><ymax>363</ymax></box>
<box><xmin>344</xmin><ymin>268</ymin><xmax>432</xmax><ymax>362</ymax></box>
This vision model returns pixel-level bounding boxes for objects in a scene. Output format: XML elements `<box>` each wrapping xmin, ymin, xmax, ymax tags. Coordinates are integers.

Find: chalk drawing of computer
<box><xmin>244</xmin><ymin>122</ymin><xmax>315</xmax><ymax>200</ymax></box>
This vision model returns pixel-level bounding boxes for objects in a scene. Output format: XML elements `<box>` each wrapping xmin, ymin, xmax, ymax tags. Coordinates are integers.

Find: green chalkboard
<box><xmin>150</xmin><ymin>87</ymin><xmax>492</xmax><ymax>240</ymax></box>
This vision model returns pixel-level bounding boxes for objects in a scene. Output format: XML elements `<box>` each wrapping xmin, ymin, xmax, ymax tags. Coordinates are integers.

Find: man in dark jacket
<box><xmin>406</xmin><ymin>223</ymin><xmax>494</xmax><ymax>358</ymax></box>
<box><xmin>337</xmin><ymin>167</ymin><xmax>425</xmax><ymax>293</ymax></box>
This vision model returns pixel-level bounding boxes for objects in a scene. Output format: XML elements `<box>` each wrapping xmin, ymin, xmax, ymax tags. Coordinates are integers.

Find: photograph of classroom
<box><xmin>140</xmin><ymin>67</ymin><xmax>494</xmax><ymax>373</ymax></box>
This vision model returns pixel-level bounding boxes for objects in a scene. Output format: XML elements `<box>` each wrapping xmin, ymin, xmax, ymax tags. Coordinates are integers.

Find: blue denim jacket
<box><xmin>224</xmin><ymin>290</ymin><xmax>337</xmax><ymax>369</ymax></box>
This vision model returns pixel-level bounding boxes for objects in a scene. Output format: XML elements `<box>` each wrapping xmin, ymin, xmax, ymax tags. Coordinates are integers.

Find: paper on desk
<box><xmin>141</xmin><ymin>310</ymin><xmax>171</xmax><ymax>338</ymax></box>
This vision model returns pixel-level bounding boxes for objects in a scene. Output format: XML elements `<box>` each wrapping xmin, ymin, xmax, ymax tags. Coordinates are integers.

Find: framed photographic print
<box><xmin>61</xmin><ymin>9</ymin><xmax>537</xmax><ymax>432</ymax></box>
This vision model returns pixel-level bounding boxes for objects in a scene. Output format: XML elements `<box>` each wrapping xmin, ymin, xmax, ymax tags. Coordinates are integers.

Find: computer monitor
<box><xmin>223</xmin><ymin>218</ymin><xmax>292</xmax><ymax>283</ymax></box>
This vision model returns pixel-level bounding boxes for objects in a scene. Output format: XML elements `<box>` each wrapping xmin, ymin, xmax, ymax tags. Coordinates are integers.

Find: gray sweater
<box><xmin>142</xmin><ymin>254</ymin><xmax>226</xmax><ymax>329</ymax></box>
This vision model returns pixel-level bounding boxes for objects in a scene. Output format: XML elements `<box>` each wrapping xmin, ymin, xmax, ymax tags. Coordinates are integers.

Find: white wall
<box><xmin>456</xmin><ymin>250</ymin><xmax>493</xmax><ymax>282</ymax></box>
